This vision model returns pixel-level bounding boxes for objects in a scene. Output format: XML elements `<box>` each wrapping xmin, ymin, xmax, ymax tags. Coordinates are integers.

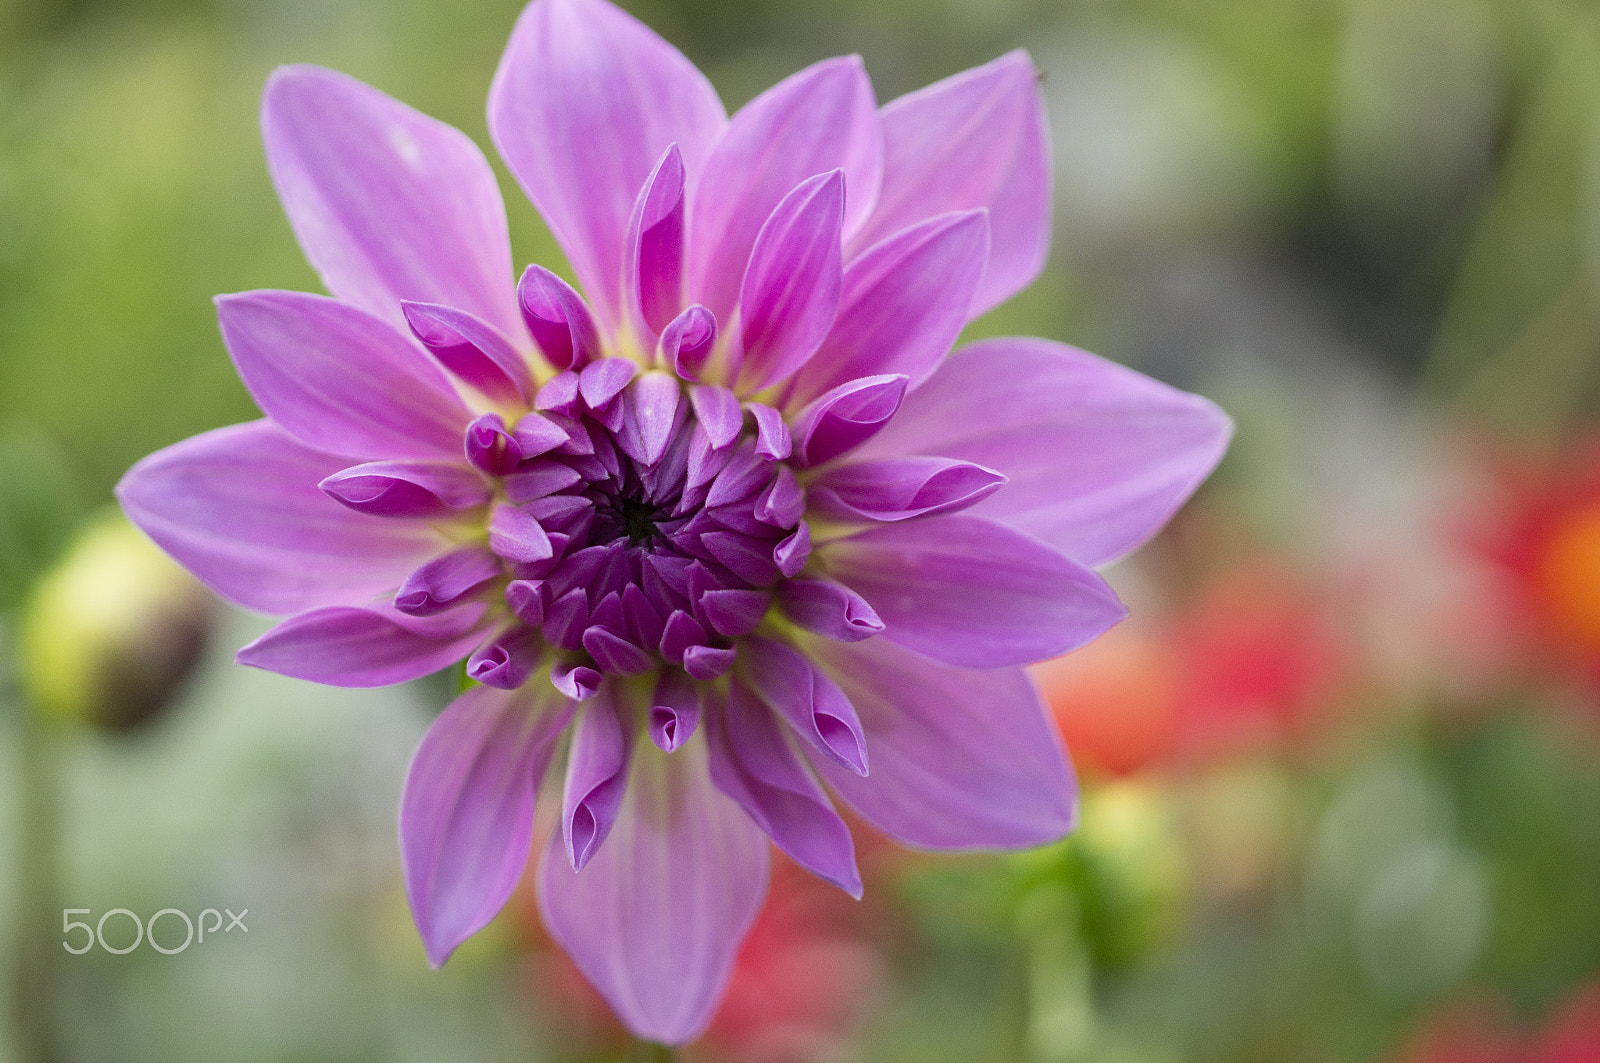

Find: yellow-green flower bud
<box><xmin>1068</xmin><ymin>778</ymin><xmax>1189</xmax><ymax>967</ymax></box>
<box><xmin>19</xmin><ymin>510</ymin><xmax>213</xmax><ymax>731</ymax></box>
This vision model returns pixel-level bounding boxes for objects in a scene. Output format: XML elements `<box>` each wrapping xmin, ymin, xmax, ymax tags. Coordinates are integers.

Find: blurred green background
<box><xmin>4</xmin><ymin>0</ymin><xmax>1600</xmax><ymax>1060</ymax></box>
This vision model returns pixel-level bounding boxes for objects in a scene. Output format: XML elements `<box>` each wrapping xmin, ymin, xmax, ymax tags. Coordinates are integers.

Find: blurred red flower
<box><xmin>697</xmin><ymin>857</ymin><xmax>885</xmax><ymax>1063</ymax></box>
<box><xmin>512</xmin><ymin>848</ymin><xmax>885</xmax><ymax>1061</ymax></box>
<box><xmin>1034</xmin><ymin>556</ymin><xmax>1348</xmax><ymax>777</ymax></box>
<box><xmin>1396</xmin><ymin>1001</ymin><xmax>1520</xmax><ymax>1063</ymax></box>
<box><xmin>1395</xmin><ymin>979</ymin><xmax>1600</xmax><ymax>1063</ymax></box>
<box><xmin>1536</xmin><ymin>980</ymin><xmax>1600</xmax><ymax>1063</ymax></box>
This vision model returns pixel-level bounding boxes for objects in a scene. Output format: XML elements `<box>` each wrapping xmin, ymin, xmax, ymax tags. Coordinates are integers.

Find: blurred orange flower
<box><xmin>1462</xmin><ymin>439</ymin><xmax>1600</xmax><ymax>693</ymax></box>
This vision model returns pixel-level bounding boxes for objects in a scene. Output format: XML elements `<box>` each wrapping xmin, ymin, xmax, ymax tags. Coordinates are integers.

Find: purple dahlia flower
<box><xmin>116</xmin><ymin>0</ymin><xmax>1230</xmax><ymax>1042</ymax></box>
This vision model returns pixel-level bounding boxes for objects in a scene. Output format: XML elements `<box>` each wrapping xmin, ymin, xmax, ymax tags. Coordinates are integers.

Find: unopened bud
<box><xmin>20</xmin><ymin>510</ymin><xmax>214</xmax><ymax>731</ymax></box>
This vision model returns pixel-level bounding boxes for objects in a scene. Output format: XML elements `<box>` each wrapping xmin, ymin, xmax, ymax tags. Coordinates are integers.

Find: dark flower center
<box><xmin>456</xmin><ymin>378</ymin><xmax>811</xmax><ymax>689</ymax></box>
<box><xmin>604</xmin><ymin>492</ymin><xmax>667</xmax><ymax>549</ymax></box>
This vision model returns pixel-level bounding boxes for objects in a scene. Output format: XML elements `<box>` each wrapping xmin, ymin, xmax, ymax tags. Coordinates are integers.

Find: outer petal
<box><xmin>466</xmin><ymin>626</ymin><xmax>544</xmax><ymax>690</ymax></box>
<box><xmin>519</xmin><ymin>265</ymin><xmax>604</xmax><ymax>371</ymax></box>
<box><xmin>802</xmin><ymin>633</ymin><xmax>1076</xmax><ymax>849</ymax></box>
<box><xmin>850</xmin><ymin>51</ymin><xmax>1050</xmax><ymax>318</ymax></box>
<box><xmin>648</xmin><ymin>669</ymin><xmax>703</xmax><ymax>752</ymax></box>
<box><xmin>320</xmin><ymin>460</ymin><xmax>490</xmax><ymax>518</ymax></box>
<box><xmin>775</xmin><ymin>578</ymin><xmax>884</xmax><ymax>643</ymax></box>
<box><xmin>736</xmin><ymin>171</ymin><xmax>845</xmax><ymax>393</ymax></box>
<box><xmin>562</xmin><ymin>688</ymin><xmax>632</xmax><ymax>871</ymax></box>
<box><xmin>395</xmin><ymin>546</ymin><xmax>503</xmax><ymax>616</ymax></box>
<box><xmin>261</xmin><ymin>66</ymin><xmax>524</xmax><ymax>340</ymax></box>
<box><xmin>400</xmin><ymin>684</ymin><xmax>573</xmax><ymax>968</ymax></box>
<box><xmin>808</xmin><ymin>456</ymin><xmax>1006</xmax><ymax>523</ymax></box>
<box><xmin>784</xmin><ymin>210</ymin><xmax>988</xmax><ymax>408</ymax></box>
<box><xmin>738</xmin><ymin>636</ymin><xmax>868</xmax><ymax>776</ymax></box>
<box><xmin>789</xmin><ymin>374</ymin><xmax>907</xmax><ymax>468</ymax></box>
<box><xmin>689</xmin><ymin>55</ymin><xmax>882</xmax><ymax>321</ymax></box>
<box><xmin>235</xmin><ymin>603</ymin><xmax>491</xmax><ymax>687</ymax></box>
<box><xmin>217</xmin><ymin>290</ymin><xmax>471</xmax><ymax>461</ymax></box>
<box><xmin>489</xmin><ymin>0</ymin><xmax>726</xmax><ymax>332</ymax></box>
<box><xmin>709</xmin><ymin>680</ymin><xmax>862</xmax><ymax>897</ymax></box>
<box><xmin>819</xmin><ymin>515</ymin><xmax>1126</xmax><ymax>668</ymax></box>
<box><xmin>663</xmin><ymin>306</ymin><xmax>719</xmax><ymax>382</ymax></box>
<box><xmin>855</xmin><ymin>338</ymin><xmax>1233</xmax><ymax>566</ymax></box>
<box><xmin>116</xmin><ymin>421</ymin><xmax>443</xmax><ymax>615</ymax></box>
<box><xmin>622</xmin><ymin>144</ymin><xmax>688</xmax><ymax>340</ymax></box>
<box><xmin>537</xmin><ymin>733</ymin><xmax>769</xmax><ymax>1045</ymax></box>
<box><xmin>403</xmin><ymin>301</ymin><xmax>535</xmax><ymax>403</ymax></box>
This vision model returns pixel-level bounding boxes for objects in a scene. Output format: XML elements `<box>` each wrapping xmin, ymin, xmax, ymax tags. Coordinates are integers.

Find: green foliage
<box><xmin>0</xmin><ymin>427</ymin><xmax>84</xmax><ymax>610</ymax></box>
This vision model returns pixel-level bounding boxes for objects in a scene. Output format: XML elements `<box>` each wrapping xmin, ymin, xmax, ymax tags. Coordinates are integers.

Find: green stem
<box><xmin>13</xmin><ymin>706</ymin><xmax>61</xmax><ymax>1063</ymax></box>
<box><xmin>632</xmin><ymin>1040</ymin><xmax>675</xmax><ymax>1063</ymax></box>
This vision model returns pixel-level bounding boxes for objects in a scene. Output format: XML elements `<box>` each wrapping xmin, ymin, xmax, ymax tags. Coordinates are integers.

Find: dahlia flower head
<box><xmin>117</xmin><ymin>0</ymin><xmax>1230</xmax><ymax>1042</ymax></box>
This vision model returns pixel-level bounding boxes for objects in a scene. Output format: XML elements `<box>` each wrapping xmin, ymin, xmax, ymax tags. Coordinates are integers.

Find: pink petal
<box><xmin>579</xmin><ymin>357</ymin><xmax>639</xmax><ymax>411</ymax></box>
<box><xmin>513</xmin><ymin>412</ymin><xmax>574</xmax><ymax>459</ymax></box>
<box><xmin>804</xmin><ymin>632</ymin><xmax>1076</xmax><ymax>849</ymax></box>
<box><xmin>402</xmin><ymin>301</ymin><xmax>535</xmax><ymax>403</ymax></box>
<box><xmin>689</xmin><ymin>55</ymin><xmax>881</xmax><ymax>321</ymax></box>
<box><xmin>623</xmin><ymin>143</ymin><xmax>688</xmax><ymax>339</ymax></box>
<box><xmin>789</xmin><ymin>373</ymin><xmax>908</xmax><ymax>468</ymax></box>
<box><xmin>518</xmin><ymin>265</ymin><xmax>604</xmax><ymax>371</ymax></box>
<box><xmin>807</xmin><ymin>456</ymin><xmax>1005</xmax><ymax>523</ymax></box>
<box><xmin>536</xmin><ymin>371</ymin><xmax>583</xmax><ymax>415</ymax></box>
<box><xmin>819</xmin><ymin>514</ymin><xmax>1127</xmax><ymax>668</ymax></box>
<box><xmin>465</xmin><ymin>625</ymin><xmax>544</xmax><ymax>689</ymax></box>
<box><xmin>504</xmin><ymin>461</ymin><xmax>585</xmax><ymax>505</ymax></box>
<box><xmin>752</xmin><ymin>467</ymin><xmax>802</xmax><ymax>528</ymax></box>
<box><xmin>552</xmin><ymin>659</ymin><xmax>604</xmax><ymax>701</ymax></box>
<box><xmin>489</xmin><ymin>503</ymin><xmax>553</xmax><ymax>564</ymax></box>
<box><xmin>704</xmin><ymin>441</ymin><xmax>776</xmax><ymax>508</ymax></box>
<box><xmin>659</xmin><ymin>609</ymin><xmax>710</xmax><ymax>667</ymax></box>
<box><xmin>854</xmin><ymin>337</ymin><xmax>1233</xmax><ymax>566</ymax></box>
<box><xmin>747</xmin><ymin>403</ymin><xmax>793</xmax><ymax>461</ymax></box>
<box><xmin>700</xmin><ymin>531</ymin><xmax>780</xmax><ymax>587</ymax></box>
<box><xmin>320</xmin><ymin>459</ymin><xmax>490</xmax><ymax>518</ymax></box>
<box><xmin>773</xmin><ymin>521</ymin><xmax>811</xmax><ymax>578</ymax></box>
<box><xmin>698</xmin><ymin>587</ymin><xmax>771</xmax><ymax>638</ymax></box>
<box><xmin>685</xmin><ymin>425</ymin><xmax>737</xmax><ymax>497</ymax></box>
<box><xmin>116</xmin><ymin>421</ymin><xmax>442</xmax><ymax>615</ymax></box>
<box><xmin>648</xmin><ymin>669</ymin><xmax>703</xmax><ymax>753</ymax></box>
<box><xmin>583</xmin><ymin>626</ymin><xmax>655</xmax><ymax>675</ymax></box>
<box><xmin>736</xmin><ymin>170</ymin><xmax>846</xmax><ymax>393</ymax></box>
<box><xmin>261</xmin><ymin>66</ymin><xmax>523</xmax><ymax>341</ymax></box>
<box><xmin>235</xmin><ymin>603</ymin><xmax>491</xmax><ymax>687</ymax></box>
<box><xmin>620</xmin><ymin>373</ymin><xmax>684</xmax><ymax>466</ymax></box>
<box><xmin>505</xmin><ymin>578</ymin><xmax>548</xmax><ymax>626</ymax></box>
<box><xmin>537</xmin><ymin>734</ymin><xmax>769</xmax><ymax>1045</ymax></box>
<box><xmin>710</xmin><ymin>680</ymin><xmax>862</xmax><ymax>897</ymax></box>
<box><xmin>660</xmin><ymin>305</ymin><xmax>719</xmax><ymax>381</ymax></box>
<box><xmin>464</xmin><ymin>414</ymin><xmax>524</xmax><ymax>477</ymax></box>
<box><xmin>784</xmin><ymin>209</ymin><xmax>988</xmax><ymax>407</ymax></box>
<box><xmin>395</xmin><ymin>546</ymin><xmax>503</xmax><ymax>616</ymax></box>
<box><xmin>850</xmin><ymin>51</ymin><xmax>1050</xmax><ymax>318</ymax></box>
<box><xmin>562</xmin><ymin>689</ymin><xmax>632</xmax><ymax>871</ymax></box>
<box><xmin>216</xmin><ymin>290</ymin><xmax>470</xmax><ymax>461</ymax></box>
<box><xmin>400</xmin><ymin>684</ymin><xmax>573</xmax><ymax>968</ymax></box>
<box><xmin>775</xmin><ymin>578</ymin><xmax>884</xmax><ymax>643</ymax></box>
<box><xmin>683</xmin><ymin>644</ymin><xmax>736</xmax><ymax>680</ymax></box>
<box><xmin>738</xmin><ymin>635</ymin><xmax>868</xmax><ymax>776</ymax></box>
<box><xmin>688</xmin><ymin>384</ymin><xmax>743</xmax><ymax>449</ymax></box>
<box><xmin>489</xmin><ymin>0</ymin><xmax>726</xmax><ymax>332</ymax></box>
